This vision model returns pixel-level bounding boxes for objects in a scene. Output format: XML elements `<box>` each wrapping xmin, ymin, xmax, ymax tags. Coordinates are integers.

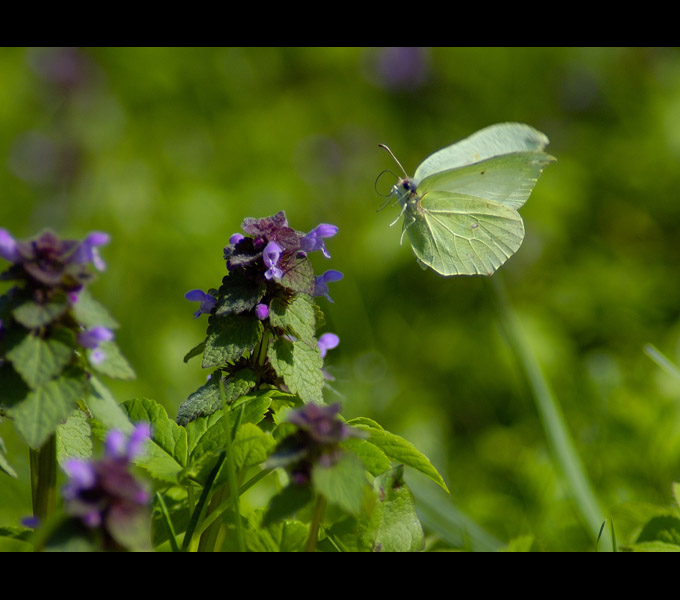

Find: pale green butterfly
<box><xmin>379</xmin><ymin>122</ymin><xmax>555</xmax><ymax>276</ymax></box>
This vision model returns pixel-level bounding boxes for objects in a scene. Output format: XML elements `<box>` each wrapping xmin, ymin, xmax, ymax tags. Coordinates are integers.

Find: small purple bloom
<box><xmin>77</xmin><ymin>325</ymin><xmax>114</xmax><ymax>349</ymax></box>
<box><xmin>301</xmin><ymin>223</ymin><xmax>338</xmax><ymax>258</ymax></box>
<box><xmin>313</xmin><ymin>270</ymin><xmax>344</xmax><ymax>302</ymax></box>
<box><xmin>70</xmin><ymin>231</ymin><xmax>110</xmax><ymax>271</ymax></box>
<box><xmin>185</xmin><ymin>289</ymin><xmax>217</xmax><ymax>318</ymax></box>
<box><xmin>263</xmin><ymin>241</ymin><xmax>283</xmax><ymax>280</ymax></box>
<box><xmin>0</xmin><ymin>228</ymin><xmax>19</xmax><ymax>263</ymax></box>
<box><xmin>255</xmin><ymin>303</ymin><xmax>269</xmax><ymax>320</ymax></box>
<box><xmin>318</xmin><ymin>332</ymin><xmax>339</xmax><ymax>358</ymax></box>
<box><xmin>229</xmin><ymin>233</ymin><xmax>244</xmax><ymax>245</ymax></box>
<box><xmin>62</xmin><ymin>424</ymin><xmax>152</xmax><ymax>547</ymax></box>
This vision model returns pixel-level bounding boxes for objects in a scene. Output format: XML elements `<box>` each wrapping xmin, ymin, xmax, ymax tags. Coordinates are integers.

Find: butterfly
<box><xmin>379</xmin><ymin>122</ymin><xmax>555</xmax><ymax>276</ymax></box>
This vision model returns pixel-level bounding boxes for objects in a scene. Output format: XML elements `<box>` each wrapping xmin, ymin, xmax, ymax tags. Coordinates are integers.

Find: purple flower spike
<box><xmin>255</xmin><ymin>303</ymin><xmax>269</xmax><ymax>320</ymax></box>
<box><xmin>313</xmin><ymin>269</ymin><xmax>344</xmax><ymax>302</ymax></box>
<box><xmin>301</xmin><ymin>223</ymin><xmax>338</xmax><ymax>258</ymax></box>
<box><xmin>185</xmin><ymin>289</ymin><xmax>217</xmax><ymax>318</ymax></box>
<box><xmin>263</xmin><ymin>241</ymin><xmax>283</xmax><ymax>280</ymax></box>
<box><xmin>318</xmin><ymin>332</ymin><xmax>339</xmax><ymax>358</ymax></box>
<box><xmin>70</xmin><ymin>231</ymin><xmax>110</xmax><ymax>271</ymax></box>
<box><xmin>78</xmin><ymin>325</ymin><xmax>114</xmax><ymax>349</ymax></box>
<box><xmin>0</xmin><ymin>228</ymin><xmax>19</xmax><ymax>263</ymax></box>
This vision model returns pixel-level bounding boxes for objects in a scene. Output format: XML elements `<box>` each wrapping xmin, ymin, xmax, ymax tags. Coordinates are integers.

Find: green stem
<box><xmin>304</xmin><ymin>494</ymin><xmax>326</xmax><ymax>552</ymax></box>
<box><xmin>221</xmin><ymin>379</ymin><xmax>245</xmax><ymax>552</ymax></box>
<box><xmin>491</xmin><ymin>276</ymin><xmax>612</xmax><ymax>550</ymax></box>
<box><xmin>29</xmin><ymin>434</ymin><xmax>57</xmax><ymax>523</ymax></box>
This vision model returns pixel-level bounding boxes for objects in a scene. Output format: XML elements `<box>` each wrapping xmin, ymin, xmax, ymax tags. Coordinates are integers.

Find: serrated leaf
<box><xmin>7</xmin><ymin>367</ymin><xmax>88</xmax><ymax>448</ymax></box>
<box><xmin>5</xmin><ymin>329</ymin><xmax>74</xmax><ymax>389</ymax></box>
<box><xmin>312</xmin><ymin>452</ymin><xmax>371</xmax><ymax>516</ymax></box>
<box><xmin>342</xmin><ymin>437</ymin><xmax>392</xmax><ymax>477</ymax></box>
<box><xmin>56</xmin><ymin>409</ymin><xmax>93</xmax><ymax>466</ymax></box>
<box><xmin>348</xmin><ymin>417</ymin><xmax>449</xmax><ymax>493</ymax></box>
<box><xmin>176</xmin><ymin>368</ymin><xmax>257</xmax><ymax>426</ymax></box>
<box><xmin>279</xmin><ymin>253</ymin><xmax>315</xmax><ymax>295</ymax></box>
<box><xmin>269</xmin><ymin>294</ymin><xmax>316</xmax><ymax>342</ymax></box>
<box><xmin>268</xmin><ymin>338</ymin><xmax>324</xmax><ymax>404</ymax></box>
<box><xmin>122</xmin><ymin>398</ymin><xmax>188</xmax><ymax>484</ymax></box>
<box><xmin>214</xmin><ymin>269</ymin><xmax>266</xmax><ymax>317</ymax></box>
<box><xmin>12</xmin><ymin>298</ymin><xmax>69</xmax><ymax>328</ymax></box>
<box><xmin>202</xmin><ymin>314</ymin><xmax>262</xmax><ymax>368</ymax></box>
<box><xmin>71</xmin><ymin>289</ymin><xmax>119</xmax><ymax>329</ymax></box>
<box><xmin>88</xmin><ymin>340</ymin><xmax>136</xmax><ymax>380</ymax></box>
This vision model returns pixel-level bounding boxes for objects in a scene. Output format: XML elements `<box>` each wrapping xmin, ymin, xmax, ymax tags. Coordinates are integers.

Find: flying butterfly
<box><xmin>378</xmin><ymin>122</ymin><xmax>555</xmax><ymax>276</ymax></box>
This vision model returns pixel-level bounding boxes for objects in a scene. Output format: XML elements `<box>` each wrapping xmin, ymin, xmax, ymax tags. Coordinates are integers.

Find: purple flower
<box><xmin>229</xmin><ymin>233</ymin><xmax>244</xmax><ymax>245</ymax></box>
<box><xmin>0</xmin><ymin>228</ymin><xmax>19</xmax><ymax>263</ymax></box>
<box><xmin>185</xmin><ymin>289</ymin><xmax>217</xmax><ymax>318</ymax></box>
<box><xmin>62</xmin><ymin>424</ymin><xmax>151</xmax><ymax>547</ymax></box>
<box><xmin>313</xmin><ymin>269</ymin><xmax>344</xmax><ymax>302</ymax></box>
<box><xmin>318</xmin><ymin>332</ymin><xmax>339</xmax><ymax>358</ymax></box>
<box><xmin>263</xmin><ymin>241</ymin><xmax>283</xmax><ymax>280</ymax></box>
<box><xmin>78</xmin><ymin>325</ymin><xmax>114</xmax><ymax>349</ymax></box>
<box><xmin>78</xmin><ymin>325</ymin><xmax>114</xmax><ymax>365</ymax></box>
<box><xmin>255</xmin><ymin>303</ymin><xmax>269</xmax><ymax>320</ymax></box>
<box><xmin>69</xmin><ymin>231</ymin><xmax>110</xmax><ymax>271</ymax></box>
<box><xmin>301</xmin><ymin>223</ymin><xmax>338</xmax><ymax>258</ymax></box>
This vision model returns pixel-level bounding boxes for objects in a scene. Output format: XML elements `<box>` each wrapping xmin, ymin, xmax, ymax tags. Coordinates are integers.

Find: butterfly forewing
<box><xmin>413</xmin><ymin>122</ymin><xmax>550</xmax><ymax>184</ymax></box>
<box><xmin>417</xmin><ymin>151</ymin><xmax>555</xmax><ymax>211</ymax></box>
<box><xmin>405</xmin><ymin>191</ymin><xmax>525</xmax><ymax>276</ymax></box>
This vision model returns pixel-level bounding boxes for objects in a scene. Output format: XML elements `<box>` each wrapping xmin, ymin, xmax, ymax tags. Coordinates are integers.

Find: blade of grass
<box><xmin>155</xmin><ymin>491</ymin><xmax>181</xmax><ymax>552</ymax></box>
<box><xmin>644</xmin><ymin>343</ymin><xmax>680</xmax><ymax>381</ymax></box>
<box><xmin>491</xmin><ymin>276</ymin><xmax>612</xmax><ymax>550</ymax></box>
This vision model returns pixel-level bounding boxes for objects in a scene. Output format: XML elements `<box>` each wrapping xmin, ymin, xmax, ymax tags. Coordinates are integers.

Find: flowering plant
<box><xmin>0</xmin><ymin>213</ymin><xmax>447</xmax><ymax>552</ymax></box>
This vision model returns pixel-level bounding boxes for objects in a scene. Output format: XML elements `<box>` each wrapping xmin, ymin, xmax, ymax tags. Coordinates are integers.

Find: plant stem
<box><xmin>304</xmin><ymin>494</ymin><xmax>326</xmax><ymax>552</ymax></box>
<box><xmin>29</xmin><ymin>434</ymin><xmax>57</xmax><ymax>522</ymax></box>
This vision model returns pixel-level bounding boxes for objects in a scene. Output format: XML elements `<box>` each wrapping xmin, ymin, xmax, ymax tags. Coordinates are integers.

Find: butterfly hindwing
<box><xmin>404</xmin><ymin>191</ymin><xmax>525</xmax><ymax>276</ymax></box>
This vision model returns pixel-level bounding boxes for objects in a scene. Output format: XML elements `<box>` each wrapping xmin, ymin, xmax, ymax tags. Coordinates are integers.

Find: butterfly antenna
<box><xmin>378</xmin><ymin>144</ymin><xmax>408</xmax><ymax>178</ymax></box>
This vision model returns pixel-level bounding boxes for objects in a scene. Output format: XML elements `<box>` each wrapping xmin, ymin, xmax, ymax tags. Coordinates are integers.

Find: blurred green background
<box><xmin>3</xmin><ymin>47</ymin><xmax>680</xmax><ymax>551</ymax></box>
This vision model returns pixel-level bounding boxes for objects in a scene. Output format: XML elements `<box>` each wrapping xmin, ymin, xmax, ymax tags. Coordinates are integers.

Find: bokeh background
<box><xmin>3</xmin><ymin>47</ymin><xmax>680</xmax><ymax>551</ymax></box>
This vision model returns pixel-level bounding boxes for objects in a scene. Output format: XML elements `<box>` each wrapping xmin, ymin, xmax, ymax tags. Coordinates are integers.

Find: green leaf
<box><xmin>230</xmin><ymin>422</ymin><xmax>276</xmax><ymax>472</ymax></box>
<box><xmin>214</xmin><ymin>269</ymin><xmax>266</xmax><ymax>317</ymax></box>
<box><xmin>85</xmin><ymin>376</ymin><xmax>134</xmax><ymax>434</ymax></box>
<box><xmin>7</xmin><ymin>367</ymin><xmax>88</xmax><ymax>449</ymax></box>
<box><xmin>268</xmin><ymin>337</ymin><xmax>324</xmax><ymax>404</ymax></box>
<box><xmin>312</xmin><ymin>452</ymin><xmax>370</xmax><ymax>516</ymax></box>
<box><xmin>88</xmin><ymin>340</ymin><xmax>136</xmax><ymax>380</ymax></box>
<box><xmin>202</xmin><ymin>314</ymin><xmax>262</xmax><ymax>368</ymax></box>
<box><xmin>183</xmin><ymin>340</ymin><xmax>205</xmax><ymax>363</ymax></box>
<box><xmin>368</xmin><ymin>466</ymin><xmax>425</xmax><ymax>552</ymax></box>
<box><xmin>269</xmin><ymin>294</ymin><xmax>316</xmax><ymax>342</ymax></box>
<box><xmin>12</xmin><ymin>297</ymin><xmax>69</xmax><ymax>328</ymax></box>
<box><xmin>263</xmin><ymin>483</ymin><xmax>314</xmax><ymax>527</ymax></box>
<box><xmin>636</xmin><ymin>515</ymin><xmax>680</xmax><ymax>547</ymax></box>
<box><xmin>122</xmin><ymin>398</ymin><xmax>188</xmax><ymax>483</ymax></box>
<box><xmin>56</xmin><ymin>409</ymin><xmax>93</xmax><ymax>466</ymax></box>
<box><xmin>71</xmin><ymin>288</ymin><xmax>119</xmax><ymax>329</ymax></box>
<box><xmin>226</xmin><ymin>512</ymin><xmax>308</xmax><ymax>552</ymax></box>
<box><xmin>5</xmin><ymin>329</ymin><xmax>74</xmax><ymax>389</ymax></box>
<box><xmin>176</xmin><ymin>368</ymin><xmax>257</xmax><ymax>426</ymax></box>
<box><xmin>342</xmin><ymin>437</ymin><xmax>392</xmax><ymax>477</ymax></box>
<box><xmin>348</xmin><ymin>417</ymin><xmax>449</xmax><ymax>493</ymax></box>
